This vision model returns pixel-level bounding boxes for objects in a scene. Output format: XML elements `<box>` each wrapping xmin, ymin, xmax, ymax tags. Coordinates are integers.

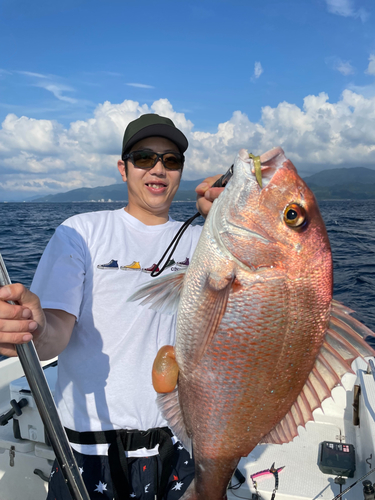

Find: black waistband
<box><xmin>65</xmin><ymin>426</ymin><xmax>173</xmax><ymax>450</ymax></box>
<box><xmin>64</xmin><ymin>426</ymin><xmax>175</xmax><ymax>500</ymax></box>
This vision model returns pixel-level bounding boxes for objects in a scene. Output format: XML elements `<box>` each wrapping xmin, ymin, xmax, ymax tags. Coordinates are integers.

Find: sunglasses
<box><xmin>123</xmin><ymin>150</ymin><xmax>185</xmax><ymax>171</ymax></box>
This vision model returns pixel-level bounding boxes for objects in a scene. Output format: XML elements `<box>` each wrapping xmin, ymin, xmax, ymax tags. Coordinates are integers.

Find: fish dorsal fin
<box><xmin>157</xmin><ymin>388</ymin><xmax>192</xmax><ymax>455</ymax></box>
<box><xmin>127</xmin><ymin>269</ymin><xmax>187</xmax><ymax>314</ymax></box>
<box><xmin>260</xmin><ymin>300</ymin><xmax>375</xmax><ymax>445</ymax></box>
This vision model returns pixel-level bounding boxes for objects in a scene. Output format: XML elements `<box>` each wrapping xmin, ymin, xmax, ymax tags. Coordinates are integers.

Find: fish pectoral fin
<box><xmin>127</xmin><ymin>269</ymin><xmax>186</xmax><ymax>314</ymax></box>
<box><xmin>157</xmin><ymin>388</ymin><xmax>192</xmax><ymax>455</ymax></box>
<box><xmin>261</xmin><ymin>299</ymin><xmax>375</xmax><ymax>446</ymax></box>
<box><xmin>190</xmin><ymin>274</ymin><xmax>234</xmax><ymax>367</ymax></box>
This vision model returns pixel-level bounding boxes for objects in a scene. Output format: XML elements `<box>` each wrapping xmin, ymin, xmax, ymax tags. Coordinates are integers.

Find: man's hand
<box><xmin>0</xmin><ymin>284</ymin><xmax>76</xmax><ymax>360</ymax></box>
<box><xmin>195</xmin><ymin>175</ymin><xmax>225</xmax><ymax>218</ymax></box>
<box><xmin>0</xmin><ymin>284</ymin><xmax>46</xmax><ymax>357</ymax></box>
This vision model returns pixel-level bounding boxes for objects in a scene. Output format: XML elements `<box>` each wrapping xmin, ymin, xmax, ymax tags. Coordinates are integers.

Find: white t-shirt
<box><xmin>31</xmin><ymin>208</ymin><xmax>202</xmax><ymax>455</ymax></box>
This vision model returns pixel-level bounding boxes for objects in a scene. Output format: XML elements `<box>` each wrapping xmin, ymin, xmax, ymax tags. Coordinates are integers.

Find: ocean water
<box><xmin>0</xmin><ymin>200</ymin><xmax>374</xmax><ymax>337</ymax></box>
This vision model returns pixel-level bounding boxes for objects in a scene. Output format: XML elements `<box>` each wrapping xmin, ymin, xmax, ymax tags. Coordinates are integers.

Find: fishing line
<box><xmin>150</xmin><ymin>212</ymin><xmax>201</xmax><ymax>277</ymax></box>
<box><xmin>151</xmin><ymin>153</ymin><xmax>262</xmax><ymax>278</ymax></box>
<box><xmin>150</xmin><ymin>164</ymin><xmax>234</xmax><ymax>278</ymax></box>
<box><xmin>151</xmin><ymin>152</ymin><xmax>264</xmax><ymax>278</ymax></box>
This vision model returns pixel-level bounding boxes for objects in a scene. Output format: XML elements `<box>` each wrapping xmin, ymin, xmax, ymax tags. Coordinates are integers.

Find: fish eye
<box><xmin>283</xmin><ymin>203</ymin><xmax>306</xmax><ymax>228</ymax></box>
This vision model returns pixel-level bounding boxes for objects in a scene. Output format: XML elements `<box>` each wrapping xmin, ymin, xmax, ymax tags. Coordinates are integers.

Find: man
<box><xmin>0</xmin><ymin>113</ymin><xmax>223</xmax><ymax>499</ymax></box>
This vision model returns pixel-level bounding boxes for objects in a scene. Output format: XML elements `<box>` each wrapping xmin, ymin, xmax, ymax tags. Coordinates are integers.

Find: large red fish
<box><xmin>131</xmin><ymin>147</ymin><xmax>375</xmax><ymax>500</ymax></box>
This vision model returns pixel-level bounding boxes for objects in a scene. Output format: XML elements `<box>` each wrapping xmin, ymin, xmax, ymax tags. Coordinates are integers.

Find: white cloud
<box><xmin>326</xmin><ymin>0</ymin><xmax>354</xmax><ymax>16</ymax></box>
<box><xmin>17</xmin><ymin>70</ymin><xmax>49</xmax><ymax>79</ymax></box>
<box><xmin>366</xmin><ymin>54</ymin><xmax>375</xmax><ymax>76</ymax></box>
<box><xmin>11</xmin><ymin>71</ymin><xmax>91</xmax><ymax>106</ymax></box>
<box><xmin>325</xmin><ymin>0</ymin><xmax>368</xmax><ymax>21</ymax></box>
<box><xmin>126</xmin><ymin>83</ymin><xmax>155</xmax><ymax>89</ymax></box>
<box><xmin>0</xmin><ymin>114</ymin><xmax>63</xmax><ymax>155</ymax></box>
<box><xmin>36</xmin><ymin>82</ymin><xmax>78</xmax><ymax>103</ymax></box>
<box><xmin>251</xmin><ymin>62</ymin><xmax>263</xmax><ymax>82</ymax></box>
<box><xmin>334</xmin><ymin>59</ymin><xmax>355</xmax><ymax>75</ymax></box>
<box><xmin>1</xmin><ymin>92</ymin><xmax>375</xmax><ymax>199</ymax></box>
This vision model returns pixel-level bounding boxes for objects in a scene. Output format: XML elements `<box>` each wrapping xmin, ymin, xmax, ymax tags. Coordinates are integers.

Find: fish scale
<box><xmin>129</xmin><ymin>147</ymin><xmax>375</xmax><ymax>500</ymax></box>
<box><xmin>183</xmin><ymin>280</ymin><xmax>315</xmax><ymax>451</ymax></box>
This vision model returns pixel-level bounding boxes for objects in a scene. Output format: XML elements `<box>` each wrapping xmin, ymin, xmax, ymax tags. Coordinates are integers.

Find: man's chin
<box><xmin>145</xmin><ymin>192</ymin><xmax>176</xmax><ymax>209</ymax></box>
<box><xmin>143</xmin><ymin>197</ymin><xmax>172</xmax><ymax>213</ymax></box>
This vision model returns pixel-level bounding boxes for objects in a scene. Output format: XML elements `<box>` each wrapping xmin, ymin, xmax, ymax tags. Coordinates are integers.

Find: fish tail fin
<box><xmin>261</xmin><ymin>299</ymin><xmax>375</xmax><ymax>446</ymax></box>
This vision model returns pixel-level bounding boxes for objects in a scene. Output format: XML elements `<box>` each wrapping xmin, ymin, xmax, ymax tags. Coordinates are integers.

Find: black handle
<box><xmin>211</xmin><ymin>165</ymin><xmax>233</xmax><ymax>188</ymax></box>
<box><xmin>0</xmin><ymin>398</ymin><xmax>28</xmax><ymax>426</ymax></box>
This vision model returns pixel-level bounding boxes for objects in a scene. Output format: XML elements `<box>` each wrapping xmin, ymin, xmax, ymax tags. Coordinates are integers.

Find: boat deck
<box><xmin>228</xmin><ymin>359</ymin><xmax>375</xmax><ymax>500</ymax></box>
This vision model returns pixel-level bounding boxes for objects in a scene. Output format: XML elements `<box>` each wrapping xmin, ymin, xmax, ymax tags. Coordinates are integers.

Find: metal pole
<box><xmin>0</xmin><ymin>253</ymin><xmax>90</xmax><ymax>500</ymax></box>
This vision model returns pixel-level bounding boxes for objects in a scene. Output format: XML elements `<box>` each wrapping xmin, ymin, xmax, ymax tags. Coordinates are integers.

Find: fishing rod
<box><xmin>330</xmin><ymin>467</ymin><xmax>375</xmax><ymax>500</ymax></box>
<box><xmin>0</xmin><ymin>254</ymin><xmax>90</xmax><ymax>500</ymax></box>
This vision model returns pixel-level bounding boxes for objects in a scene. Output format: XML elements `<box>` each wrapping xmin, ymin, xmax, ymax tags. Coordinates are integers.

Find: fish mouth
<box><xmin>217</xmin><ymin>147</ymin><xmax>285</xmax><ymax>244</ymax></box>
<box><xmin>208</xmin><ymin>147</ymin><xmax>287</xmax><ymax>267</ymax></box>
<box><xmin>239</xmin><ymin>146</ymin><xmax>286</xmax><ymax>189</ymax></box>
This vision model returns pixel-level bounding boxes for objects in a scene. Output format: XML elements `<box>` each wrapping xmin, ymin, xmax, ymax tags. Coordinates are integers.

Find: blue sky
<box><xmin>0</xmin><ymin>0</ymin><xmax>375</xmax><ymax>201</ymax></box>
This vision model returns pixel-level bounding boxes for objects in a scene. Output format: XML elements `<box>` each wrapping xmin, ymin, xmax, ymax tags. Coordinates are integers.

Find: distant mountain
<box><xmin>32</xmin><ymin>178</ymin><xmax>205</xmax><ymax>203</ymax></box>
<box><xmin>303</xmin><ymin>167</ymin><xmax>375</xmax><ymax>187</ymax></box>
<box><xmin>303</xmin><ymin>167</ymin><xmax>375</xmax><ymax>200</ymax></box>
<box><xmin>30</xmin><ymin>167</ymin><xmax>375</xmax><ymax>202</ymax></box>
<box><xmin>308</xmin><ymin>183</ymin><xmax>375</xmax><ymax>200</ymax></box>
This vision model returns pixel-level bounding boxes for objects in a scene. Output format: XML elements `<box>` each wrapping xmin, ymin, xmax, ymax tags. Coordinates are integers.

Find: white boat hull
<box><xmin>1</xmin><ymin>357</ymin><xmax>375</xmax><ymax>500</ymax></box>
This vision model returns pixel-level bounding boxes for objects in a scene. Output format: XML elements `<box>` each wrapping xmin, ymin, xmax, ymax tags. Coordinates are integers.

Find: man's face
<box><xmin>117</xmin><ymin>136</ymin><xmax>183</xmax><ymax>220</ymax></box>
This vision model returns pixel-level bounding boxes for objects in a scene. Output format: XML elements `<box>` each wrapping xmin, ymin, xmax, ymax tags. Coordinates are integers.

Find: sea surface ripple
<box><xmin>0</xmin><ymin>200</ymin><xmax>374</xmax><ymax>337</ymax></box>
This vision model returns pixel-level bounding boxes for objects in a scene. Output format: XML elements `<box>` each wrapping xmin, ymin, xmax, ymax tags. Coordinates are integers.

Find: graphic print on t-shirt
<box><xmin>96</xmin><ymin>258</ymin><xmax>190</xmax><ymax>272</ymax></box>
<box><xmin>120</xmin><ymin>261</ymin><xmax>141</xmax><ymax>271</ymax></box>
<box><xmin>96</xmin><ymin>259</ymin><xmax>119</xmax><ymax>270</ymax></box>
<box><xmin>170</xmin><ymin>257</ymin><xmax>190</xmax><ymax>272</ymax></box>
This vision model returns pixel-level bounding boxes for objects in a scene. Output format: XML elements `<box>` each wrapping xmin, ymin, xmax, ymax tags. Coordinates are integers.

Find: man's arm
<box><xmin>0</xmin><ymin>283</ymin><xmax>75</xmax><ymax>360</ymax></box>
<box><xmin>34</xmin><ymin>309</ymin><xmax>76</xmax><ymax>361</ymax></box>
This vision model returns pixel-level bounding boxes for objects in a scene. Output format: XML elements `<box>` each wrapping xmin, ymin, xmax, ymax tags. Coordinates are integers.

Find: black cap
<box><xmin>122</xmin><ymin>113</ymin><xmax>188</xmax><ymax>157</ymax></box>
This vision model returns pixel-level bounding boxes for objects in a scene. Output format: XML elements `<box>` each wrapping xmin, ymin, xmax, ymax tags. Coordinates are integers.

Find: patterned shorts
<box><xmin>46</xmin><ymin>441</ymin><xmax>194</xmax><ymax>500</ymax></box>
